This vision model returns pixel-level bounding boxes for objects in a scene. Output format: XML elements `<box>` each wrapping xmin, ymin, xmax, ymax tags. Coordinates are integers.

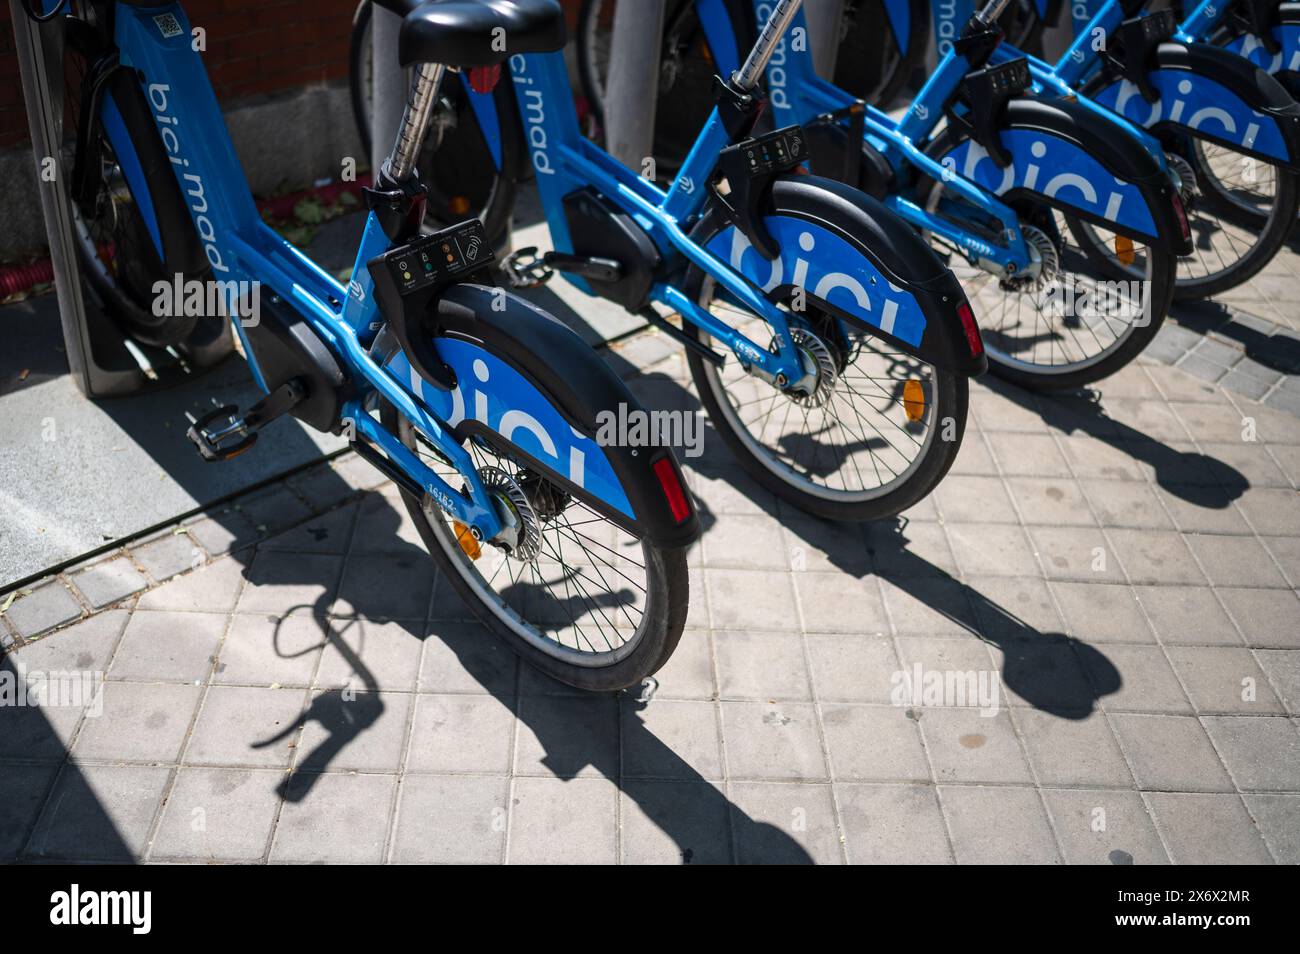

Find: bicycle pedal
<box><xmin>186</xmin><ymin>404</ymin><xmax>257</xmax><ymax>462</ymax></box>
<box><xmin>502</xmin><ymin>246</ymin><xmax>554</xmax><ymax>288</ymax></box>
<box><xmin>185</xmin><ymin>379</ymin><xmax>306</xmax><ymax>463</ymax></box>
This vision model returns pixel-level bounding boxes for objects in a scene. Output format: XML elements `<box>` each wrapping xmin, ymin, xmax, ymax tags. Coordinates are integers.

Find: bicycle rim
<box><xmin>951</xmin><ymin>210</ymin><xmax>1160</xmax><ymax>377</ymax></box>
<box><xmin>694</xmin><ymin>281</ymin><xmax>944</xmax><ymax>503</ymax></box>
<box><xmin>396</xmin><ymin>415</ymin><xmax>656</xmax><ymax>667</ymax></box>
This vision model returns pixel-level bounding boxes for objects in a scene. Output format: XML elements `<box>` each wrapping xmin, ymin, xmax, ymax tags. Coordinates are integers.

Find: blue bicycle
<box><xmin>1065</xmin><ymin>0</ymin><xmax>1300</xmax><ymax>264</ymax></box>
<box><xmin>981</xmin><ymin>0</ymin><xmax>1300</xmax><ymax>299</ymax></box>
<box><xmin>746</xmin><ymin>0</ymin><xmax>1300</xmax><ymax>298</ymax></box>
<box><xmin>53</xmin><ymin>0</ymin><xmax>702</xmax><ymax>691</ymax></box>
<box><xmin>577</xmin><ymin>0</ymin><xmax>1200</xmax><ymax>389</ymax></box>
<box><xmin>356</xmin><ymin>0</ymin><xmax>990</xmax><ymax>522</ymax></box>
<box><xmin>1195</xmin><ymin>0</ymin><xmax>1300</xmax><ymax>94</ymax></box>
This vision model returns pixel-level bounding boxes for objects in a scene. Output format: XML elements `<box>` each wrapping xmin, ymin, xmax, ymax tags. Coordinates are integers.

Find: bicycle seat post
<box><xmin>366</xmin><ymin>61</ymin><xmax>446</xmax><ymax>245</ymax></box>
<box><xmin>385</xmin><ymin>62</ymin><xmax>446</xmax><ymax>183</ymax></box>
<box><xmin>732</xmin><ymin>0</ymin><xmax>803</xmax><ymax>91</ymax></box>
<box><xmin>973</xmin><ymin>0</ymin><xmax>1014</xmax><ymax>29</ymax></box>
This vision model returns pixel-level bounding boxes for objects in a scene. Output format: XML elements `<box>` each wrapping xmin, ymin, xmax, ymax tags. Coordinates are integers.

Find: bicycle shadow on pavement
<box><xmin>618</xmin><ymin>361</ymin><xmax>1122</xmax><ymax>720</ymax></box>
<box><xmin>226</xmin><ymin>492</ymin><xmax>811</xmax><ymax>863</ymax></box>
<box><xmin>981</xmin><ymin>374</ymin><xmax>1249</xmax><ymax>509</ymax></box>
<box><xmin>0</xmin><ymin>653</ymin><xmax>135</xmax><ymax>862</ymax></box>
<box><xmin>1169</xmin><ymin>298</ymin><xmax>1300</xmax><ymax>377</ymax></box>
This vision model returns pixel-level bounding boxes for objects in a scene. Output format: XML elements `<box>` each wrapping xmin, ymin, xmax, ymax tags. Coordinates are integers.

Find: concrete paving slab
<box><xmin>3</xmin><ymin>323</ymin><xmax>1300</xmax><ymax>864</ymax></box>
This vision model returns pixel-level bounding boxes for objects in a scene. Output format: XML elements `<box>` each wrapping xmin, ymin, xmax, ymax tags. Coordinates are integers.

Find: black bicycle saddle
<box><xmin>372</xmin><ymin>0</ymin><xmax>566</xmax><ymax>69</ymax></box>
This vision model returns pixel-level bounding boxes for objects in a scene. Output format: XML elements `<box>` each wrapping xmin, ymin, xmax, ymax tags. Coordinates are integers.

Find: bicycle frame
<box><xmin>1054</xmin><ymin>0</ymin><xmax>1300</xmax><ymax>66</ymax></box>
<box><xmin>887</xmin><ymin>0</ymin><xmax>1057</xmax><ymax>58</ymax></box>
<box><xmin>698</xmin><ymin>0</ymin><xmax>1179</xmax><ymax>274</ymax></box>
<box><xmin>702</xmin><ymin>0</ymin><xmax>1037</xmax><ymax>269</ymax></box>
<box><xmin>1168</xmin><ymin>0</ymin><xmax>1300</xmax><ymax>77</ymax></box>
<box><xmin>97</xmin><ymin>1</ymin><xmax>651</xmax><ymax>542</ymax></box>
<box><xmin>982</xmin><ymin>5</ymin><xmax>1169</xmax><ymax>163</ymax></box>
<box><xmin>990</xmin><ymin>0</ymin><xmax>1300</xmax><ymax>167</ymax></box>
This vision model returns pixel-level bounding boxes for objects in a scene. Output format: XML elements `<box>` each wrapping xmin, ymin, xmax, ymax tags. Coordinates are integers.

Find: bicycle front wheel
<box><xmin>1097</xmin><ymin>138</ymin><xmax>1300</xmax><ymax>302</ymax></box>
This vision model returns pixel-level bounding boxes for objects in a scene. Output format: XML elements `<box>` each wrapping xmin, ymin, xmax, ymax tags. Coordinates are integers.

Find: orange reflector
<box><xmin>1115</xmin><ymin>234</ymin><xmax>1135</xmax><ymax>266</ymax></box>
<box><xmin>448</xmin><ymin>196</ymin><xmax>471</xmax><ymax>216</ymax></box>
<box><xmin>453</xmin><ymin>520</ymin><xmax>481</xmax><ymax>560</ymax></box>
<box><xmin>903</xmin><ymin>379</ymin><xmax>926</xmax><ymax>422</ymax></box>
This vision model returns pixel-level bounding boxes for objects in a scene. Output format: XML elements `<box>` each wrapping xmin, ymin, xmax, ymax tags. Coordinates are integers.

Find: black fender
<box><xmin>1090</xmin><ymin>40</ymin><xmax>1300</xmax><ymax>171</ymax></box>
<box><xmin>691</xmin><ymin>175</ymin><xmax>987</xmax><ymax>377</ymax></box>
<box><xmin>410</xmin><ymin>284</ymin><xmax>701</xmax><ymax>549</ymax></box>
<box><xmin>928</xmin><ymin>95</ymin><xmax>1193</xmax><ymax>255</ymax></box>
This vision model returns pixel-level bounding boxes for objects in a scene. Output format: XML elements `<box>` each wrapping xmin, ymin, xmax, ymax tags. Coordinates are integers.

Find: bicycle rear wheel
<box><xmin>917</xmin><ymin>136</ymin><xmax>1177</xmax><ymax>390</ymax></box>
<box><xmin>379</xmin><ymin>403</ymin><xmax>690</xmax><ymax>692</ymax></box>
<box><xmin>680</xmin><ymin>206</ymin><xmax>968</xmax><ymax>522</ymax></box>
<box><xmin>1074</xmin><ymin>137</ymin><xmax>1300</xmax><ymax>301</ymax></box>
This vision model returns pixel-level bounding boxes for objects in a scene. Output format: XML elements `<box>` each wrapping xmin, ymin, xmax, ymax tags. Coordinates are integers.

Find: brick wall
<box><xmin>1</xmin><ymin>0</ymin><xmax>584</xmax><ymax>150</ymax></box>
<box><xmin>2</xmin><ymin>1</ymin><xmax>362</xmax><ymax>148</ymax></box>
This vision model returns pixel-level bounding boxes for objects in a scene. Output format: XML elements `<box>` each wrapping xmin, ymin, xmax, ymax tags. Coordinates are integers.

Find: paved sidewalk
<box><xmin>2</xmin><ymin>334</ymin><xmax>1298</xmax><ymax>864</ymax></box>
<box><xmin>1154</xmin><ymin>234</ymin><xmax>1300</xmax><ymax>414</ymax></box>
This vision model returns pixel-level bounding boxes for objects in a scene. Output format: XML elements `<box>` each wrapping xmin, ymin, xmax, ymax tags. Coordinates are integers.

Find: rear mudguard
<box><xmin>382</xmin><ymin>284</ymin><xmax>700</xmax><ymax>549</ymax></box>
<box><xmin>1088</xmin><ymin>41</ymin><xmax>1300</xmax><ymax>171</ymax></box>
<box><xmin>461</xmin><ymin>71</ymin><xmax>528</xmax><ymax>182</ymax></box>
<box><xmin>1218</xmin><ymin>3</ymin><xmax>1300</xmax><ymax>99</ymax></box>
<box><xmin>931</xmin><ymin>95</ymin><xmax>1193</xmax><ymax>255</ymax></box>
<box><xmin>696</xmin><ymin>176</ymin><xmax>987</xmax><ymax>377</ymax></box>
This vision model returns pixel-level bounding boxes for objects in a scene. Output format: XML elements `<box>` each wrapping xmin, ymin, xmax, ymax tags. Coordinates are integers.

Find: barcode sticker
<box><xmin>153</xmin><ymin>13</ymin><xmax>183</xmax><ymax>39</ymax></box>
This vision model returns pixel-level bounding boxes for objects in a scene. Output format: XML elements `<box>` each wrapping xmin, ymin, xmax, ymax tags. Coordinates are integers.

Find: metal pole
<box><xmin>604</xmin><ymin>0</ymin><xmax>667</xmax><ymax>172</ymax></box>
<box><xmin>10</xmin><ymin>0</ymin><xmax>93</xmax><ymax>396</ymax></box>
<box><xmin>804</xmin><ymin>0</ymin><xmax>844</xmax><ymax>81</ymax></box>
<box><xmin>370</xmin><ymin>3</ymin><xmax>406</xmax><ymax>178</ymax></box>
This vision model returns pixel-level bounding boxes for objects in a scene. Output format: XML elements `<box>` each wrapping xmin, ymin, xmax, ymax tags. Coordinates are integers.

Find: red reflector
<box><xmin>468</xmin><ymin>65</ymin><xmax>501</xmax><ymax>94</ymax></box>
<box><xmin>1172</xmin><ymin>191</ymin><xmax>1190</xmax><ymax>241</ymax></box>
<box><xmin>957</xmin><ymin>302</ymin><xmax>983</xmax><ymax>357</ymax></box>
<box><xmin>652</xmin><ymin>457</ymin><xmax>692</xmax><ymax>524</ymax></box>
